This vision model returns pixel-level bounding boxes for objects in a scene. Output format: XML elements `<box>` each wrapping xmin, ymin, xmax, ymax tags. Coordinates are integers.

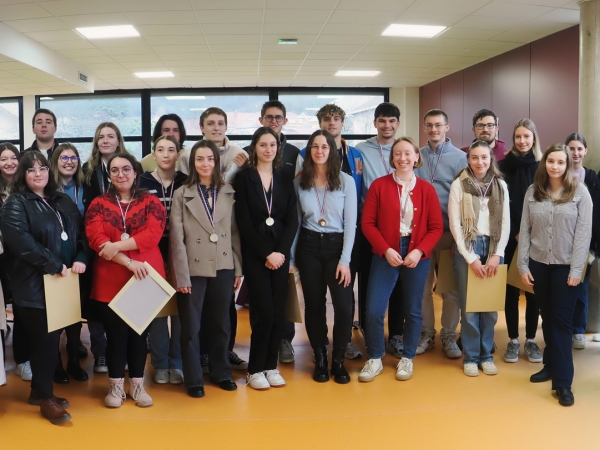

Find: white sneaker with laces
<box><xmin>442</xmin><ymin>336</ymin><xmax>462</xmax><ymax>359</ymax></box>
<box><xmin>593</xmin><ymin>333</ymin><xmax>600</xmax><ymax>342</ymax></box>
<box><xmin>358</xmin><ymin>358</ymin><xmax>383</xmax><ymax>382</ymax></box>
<box><xmin>416</xmin><ymin>335</ymin><xmax>435</xmax><ymax>355</ymax></box>
<box><xmin>153</xmin><ymin>369</ymin><xmax>169</xmax><ymax>384</ymax></box>
<box><xmin>345</xmin><ymin>342</ymin><xmax>362</xmax><ymax>360</ymax></box>
<box><xmin>395</xmin><ymin>357</ymin><xmax>413</xmax><ymax>381</ymax></box>
<box><xmin>480</xmin><ymin>361</ymin><xmax>498</xmax><ymax>375</ymax></box>
<box><xmin>464</xmin><ymin>363</ymin><xmax>479</xmax><ymax>377</ymax></box>
<box><xmin>169</xmin><ymin>369</ymin><xmax>184</xmax><ymax>384</ymax></box>
<box><xmin>15</xmin><ymin>361</ymin><xmax>32</xmax><ymax>381</ymax></box>
<box><xmin>247</xmin><ymin>372</ymin><xmax>270</xmax><ymax>390</ymax></box>
<box><xmin>264</xmin><ymin>369</ymin><xmax>286</xmax><ymax>387</ymax></box>
<box><xmin>573</xmin><ymin>334</ymin><xmax>586</xmax><ymax>349</ymax></box>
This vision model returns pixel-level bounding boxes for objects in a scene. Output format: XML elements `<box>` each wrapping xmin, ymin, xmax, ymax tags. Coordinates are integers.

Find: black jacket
<box><xmin>82</xmin><ymin>162</ymin><xmax>109</xmax><ymax>212</ymax></box>
<box><xmin>0</xmin><ymin>191</ymin><xmax>86</xmax><ymax>309</ymax></box>
<box><xmin>244</xmin><ymin>133</ymin><xmax>300</xmax><ymax>183</ymax></box>
<box><xmin>233</xmin><ymin>167</ymin><xmax>298</xmax><ymax>261</ymax></box>
<box><xmin>23</xmin><ymin>139</ymin><xmax>60</xmax><ymax>159</ymax></box>
<box><xmin>583</xmin><ymin>167</ymin><xmax>600</xmax><ymax>253</ymax></box>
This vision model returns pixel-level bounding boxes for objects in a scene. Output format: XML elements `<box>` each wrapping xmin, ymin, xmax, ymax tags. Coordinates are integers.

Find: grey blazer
<box><xmin>169</xmin><ymin>183</ymin><xmax>242</xmax><ymax>288</ymax></box>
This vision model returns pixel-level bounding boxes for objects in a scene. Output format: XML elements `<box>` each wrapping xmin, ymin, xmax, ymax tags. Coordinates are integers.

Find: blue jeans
<box><xmin>572</xmin><ymin>264</ymin><xmax>591</xmax><ymax>334</ymax></box>
<box><xmin>365</xmin><ymin>236</ymin><xmax>430</xmax><ymax>360</ymax></box>
<box><xmin>150</xmin><ymin>316</ymin><xmax>182</xmax><ymax>371</ymax></box>
<box><xmin>454</xmin><ymin>236</ymin><xmax>500</xmax><ymax>365</ymax></box>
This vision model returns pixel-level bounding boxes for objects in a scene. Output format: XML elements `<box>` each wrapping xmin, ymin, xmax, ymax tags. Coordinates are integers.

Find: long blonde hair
<box><xmin>532</xmin><ymin>144</ymin><xmax>578</xmax><ymax>204</ymax></box>
<box><xmin>510</xmin><ymin>118</ymin><xmax>542</xmax><ymax>161</ymax></box>
<box><xmin>85</xmin><ymin>122</ymin><xmax>128</xmax><ymax>186</ymax></box>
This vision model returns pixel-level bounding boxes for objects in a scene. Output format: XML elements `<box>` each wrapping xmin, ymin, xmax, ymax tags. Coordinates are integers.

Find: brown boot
<box><xmin>40</xmin><ymin>398</ymin><xmax>71</xmax><ymax>425</ymax></box>
<box><xmin>28</xmin><ymin>389</ymin><xmax>69</xmax><ymax>409</ymax></box>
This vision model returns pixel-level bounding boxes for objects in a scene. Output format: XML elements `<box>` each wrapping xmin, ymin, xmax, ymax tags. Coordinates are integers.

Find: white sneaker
<box><xmin>246</xmin><ymin>372</ymin><xmax>270</xmax><ymax>390</ymax></box>
<box><xmin>169</xmin><ymin>369</ymin><xmax>184</xmax><ymax>384</ymax></box>
<box><xmin>416</xmin><ymin>335</ymin><xmax>435</xmax><ymax>355</ymax></box>
<box><xmin>153</xmin><ymin>369</ymin><xmax>169</xmax><ymax>384</ymax></box>
<box><xmin>464</xmin><ymin>363</ymin><xmax>479</xmax><ymax>377</ymax></box>
<box><xmin>480</xmin><ymin>361</ymin><xmax>498</xmax><ymax>375</ymax></box>
<box><xmin>442</xmin><ymin>336</ymin><xmax>462</xmax><ymax>359</ymax></box>
<box><xmin>395</xmin><ymin>357</ymin><xmax>413</xmax><ymax>381</ymax></box>
<box><xmin>345</xmin><ymin>342</ymin><xmax>362</xmax><ymax>360</ymax></box>
<box><xmin>264</xmin><ymin>369</ymin><xmax>286</xmax><ymax>387</ymax></box>
<box><xmin>15</xmin><ymin>361</ymin><xmax>32</xmax><ymax>381</ymax></box>
<box><xmin>573</xmin><ymin>334</ymin><xmax>586</xmax><ymax>349</ymax></box>
<box><xmin>358</xmin><ymin>358</ymin><xmax>383</xmax><ymax>382</ymax></box>
<box><xmin>593</xmin><ymin>333</ymin><xmax>600</xmax><ymax>342</ymax></box>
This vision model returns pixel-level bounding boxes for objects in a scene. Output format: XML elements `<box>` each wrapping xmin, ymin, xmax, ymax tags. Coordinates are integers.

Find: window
<box><xmin>0</xmin><ymin>98</ymin><xmax>22</xmax><ymax>147</ymax></box>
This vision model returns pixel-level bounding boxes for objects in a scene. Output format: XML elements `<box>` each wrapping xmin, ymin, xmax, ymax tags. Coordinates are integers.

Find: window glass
<box><xmin>40</xmin><ymin>95</ymin><xmax>142</xmax><ymax>138</ymax></box>
<box><xmin>150</xmin><ymin>92</ymin><xmax>269</xmax><ymax>137</ymax></box>
<box><xmin>278</xmin><ymin>92</ymin><xmax>384</xmax><ymax>135</ymax></box>
<box><xmin>0</xmin><ymin>99</ymin><xmax>20</xmax><ymax>140</ymax></box>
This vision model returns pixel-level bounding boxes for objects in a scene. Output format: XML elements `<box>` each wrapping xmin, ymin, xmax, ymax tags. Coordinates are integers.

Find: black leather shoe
<box><xmin>67</xmin><ymin>361</ymin><xmax>89</xmax><ymax>382</ymax></box>
<box><xmin>77</xmin><ymin>343</ymin><xmax>88</xmax><ymax>359</ymax></box>
<box><xmin>211</xmin><ymin>378</ymin><xmax>237</xmax><ymax>391</ymax></box>
<box><xmin>530</xmin><ymin>367</ymin><xmax>552</xmax><ymax>383</ymax></box>
<box><xmin>331</xmin><ymin>347</ymin><xmax>350</xmax><ymax>384</ymax></box>
<box><xmin>313</xmin><ymin>346</ymin><xmax>330</xmax><ymax>382</ymax></box>
<box><xmin>556</xmin><ymin>387</ymin><xmax>574</xmax><ymax>406</ymax></box>
<box><xmin>187</xmin><ymin>386</ymin><xmax>205</xmax><ymax>398</ymax></box>
<box><xmin>53</xmin><ymin>360</ymin><xmax>70</xmax><ymax>385</ymax></box>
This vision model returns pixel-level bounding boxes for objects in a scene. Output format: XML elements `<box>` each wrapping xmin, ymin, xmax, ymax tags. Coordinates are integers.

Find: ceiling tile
<box><xmin>204</xmin><ymin>34</ymin><xmax>262</xmax><ymax>45</ymax></box>
<box><xmin>44</xmin><ymin>40</ymin><xmax>96</xmax><ymax>50</ymax></box>
<box><xmin>320</xmin><ymin>23</ymin><xmax>384</xmax><ymax>36</ymax></box>
<box><xmin>209</xmin><ymin>44</ymin><xmax>259</xmax><ymax>52</ymax></box>
<box><xmin>191</xmin><ymin>0</ymin><xmax>264</xmax><ymax>9</ymax></box>
<box><xmin>0</xmin><ymin>3</ymin><xmax>52</xmax><ymax>21</ymax></box>
<box><xmin>152</xmin><ymin>45</ymin><xmax>209</xmax><ymax>54</ymax></box>
<box><xmin>310</xmin><ymin>44</ymin><xmax>364</xmax><ymax>53</ymax></box>
<box><xmin>3</xmin><ymin>17</ymin><xmax>67</xmax><ymax>33</ymax></box>
<box><xmin>259</xmin><ymin>44</ymin><xmax>313</xmax><ymax>53</ymax></box>
<box><xmin>473</xmin><ymin>1</ymin><xmax>554</xmax><ymax>20</ymax></box>
<box><xmin>196</xmin><ymin>9</ymin><xmax>264</xmax><ymax>24</ymax></box>
<box><xmin>306</xmin><ymin>52</ymin><xmax>357</xmax><ymax>60</ymax></box>
<box><xmin>337</xmin><ymin>0</ymin><xmax>414</xmax><ymax>11</ymax></box>
<box><xmin>99</xmin><ymin>46</ymin><xmax>156</xmax><ymax>56</ymax></box>
<box><xmin>394</xmin><ymin>11</ymin><xmax>467</xmax><ymax>26</ymax></box>
<box><xmin>530</xmin><ymin>8</ymin><xmax>579</xmax><ymax>23</ymax></box>
<box><xmin>260</xmin><ymin>52</ymin><xmax>306</xmax><ymax>61</ymax></box>
<box><xmin>329</xmin><ymin>9</ymin><xmax>404</xmax><ymax>24</ymax></box>
<box><xmin>440</xmin><ymin>27</ymin><xmax>504</xmax><ymax>40</ymax></box>
<box><xmin>264</xmin><ymin>9</ymin><xmax>329</xmax><ymax>23</ymax></box>
<box><xmin>111</xmin><ymin>54</ymin><xmax>163</xmax><ymax>62</ymax></box>
<box><xmin>143</xmin><ymin>35</ymin><xmax>206</xmax><ymax>46</ymax></box>
<box><xmin>405</xmin><ymin>0</ymin><xmax>491</xmax><ymax>15</ymax></box>
<box><xmin>453</xmin><ymin>15</ymin><xmax>528</xmax><ymax>30</ymax></box>
<box><xmin>24</xmin><ymin>29</ymin><xmax>81</xmax><ymax>41</ymax></box>
<box><xmin>124</xmin><ymin>11</ymin><xmax>199</xmax><ymax>25</ymax></box>
<box><xmin>160</xmin><ymin>53</ymin><xmax>212</xmax><ymax>62</ymax></box>
<box><xmin>200</xmin><ymin>23</ymin><xmax>259</xmax><ymax>35</ymax></box>
<box><xmin>262</xmin><ymin>22</ymin><xmax>325</xmax><ymax>35</ymax></box>
<box><xmin>56</xmin><ymin>13</ymin><xmax>131</xmax><ymax>28</ymax></box>
<box><xmin>135</xmin><ymin>24</ymin><xmax>203</xmax><ymax>36</ymax></box>
<box><xmin>266</xmin><ymin>0</ymin><xmax>338</xmax><ymax>9</ymax></box>
<box><xmin>36</xmin><ymin>1</ymin><xmax>124</xmax><ymax>16</ymax></box>
<box><xmin>57</xmin><ymin>48</ymin><xmax>107</xmax><ymax>58</ymax></box>
<box><xmin>315</xmin><ymin>34</ymin><xmax>374</xmax><ymax>45</ymax></box>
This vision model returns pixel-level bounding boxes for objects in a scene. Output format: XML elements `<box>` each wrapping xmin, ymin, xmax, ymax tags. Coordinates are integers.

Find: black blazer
<box><xmin>0</xmin><ymin>191</ymin><xmax>86</xmax><ymax>309</ymax></box>
<box><xmin>233</xmin><ymin>167</ymin><xmax>298</xmax><ymax>261</ymax></box>
<box><xmin>82</xmin><ymin>162</ymin><xmax>109</xmax><ymax>212</ymax></box>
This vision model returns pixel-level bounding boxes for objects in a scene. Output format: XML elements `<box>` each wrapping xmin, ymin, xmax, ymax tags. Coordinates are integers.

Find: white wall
<box><xmin>389</xmin><ymin>87</ymin><xmax>420</xmax><ymax>141</ymax></box>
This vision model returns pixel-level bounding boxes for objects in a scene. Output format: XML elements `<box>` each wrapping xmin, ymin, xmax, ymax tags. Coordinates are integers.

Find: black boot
<box><xmin>313</xmin><ymin>346</ymin><xmax>329</xmax><ymax>382</ymax></box>
<box><xmin>67</xmin><ymin>359</ymin><xmax>89</xmax><ymax>382</ymax></box>
<box><xmin>53</xmin><ymin>353</ymin><xmax>70</xmax><ymax>384</ymax></box>
<box><xmin>331</xmin><ymin>347</ymin><xmax>350</xmax><ymax>384</ymax></box>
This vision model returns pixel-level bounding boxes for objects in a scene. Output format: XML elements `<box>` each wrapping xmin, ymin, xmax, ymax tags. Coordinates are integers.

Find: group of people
<box><xmin>0</xmin><ymin>100</ymin><xmax>595</xmax><ymax>426</ymax></box>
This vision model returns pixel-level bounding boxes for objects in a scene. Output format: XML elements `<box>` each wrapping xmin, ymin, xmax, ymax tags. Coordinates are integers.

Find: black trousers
<box><xmin>13</xmin><ymin>306</ymin><xmax>60</xmax><ymax>399</ymax></box>
<box><xmin>358</xmin><ymin>225</ymin><xmax>404</xmax><ymax>336</ymax></box>
<box><xmin>505</xmin><ymin>237</ymin><xmax>539</xmax><ymax>339</ymax></box>
<box><xmin>178</xmin><ymin>272</ymin><xmax>234</xmax><ymax>388</ymax></box>
<box><xmin>200</xmin><ymin>295</ymin><xmax>237</xmax><ymax>355</ymax></box>
<box><xmin>529</xmin><ymin>259</ymin><xmax>578</xmax><ymax>389</ymax></box>
<box><xmin>12</xmin><ymin>311</ymin><xmax>30</xmax><ymax>365</ymax></box>
<box><xmin>296</xmin><ymin>228</ymin><xmax>353</xmax><ymax>350</ymax></box>
<box><xmin>245</xmin><ymin>256</ymin><xmax>289</xmax><ymax>374</ymax></box>
<box><xmin>90</xmin><ymin>300</ymin><xmax>148</xmax><ymax>379</ymax></box>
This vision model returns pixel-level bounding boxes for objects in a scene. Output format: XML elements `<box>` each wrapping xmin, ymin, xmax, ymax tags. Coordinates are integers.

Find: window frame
<box><xmin>0</xmin><ymin>96</ymin><xmax>24</xmax><ymax>149</ymax></box>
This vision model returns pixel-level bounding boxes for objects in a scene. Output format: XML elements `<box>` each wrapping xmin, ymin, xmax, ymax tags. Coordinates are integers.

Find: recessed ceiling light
<box><xmin>135</xmin><ymin>71</ymin><xmax>174</xmax><ymax>79</ymax></box>
<box><xmin>75</xmin><ymin>25</ymin><xmax>139</xmax><ymax>40</ymax></box>
<box><xmin>278</xmin><ymin>39</ymin><xmax>298</xmax><ymax>44</ymax></box>
<box><xmin>40</xmin><ymin>97</ymin><xmax>54</xmax><ymax>100</ymax></box>
<box><xmin>335</xmin><ymin>70</ymin><xmax>380</xmax><ymax>77</ymax></box>
<box><xmin>166</xmin><ymin>96</ymin><xmax>206</xmax><ymax>100</ymax></box>
<box><xmin>381</xmin><ymin>24</ymin><xmax>447</xmax><ymax>38</ymax></box>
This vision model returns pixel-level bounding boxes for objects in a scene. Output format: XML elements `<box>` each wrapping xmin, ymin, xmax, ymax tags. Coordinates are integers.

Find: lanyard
<box><xmin>377</xmin><ymin>141</ymin><xmax>392</xmax><ymax>175</ymax></box>
<box><xmin>262</xmin><ymin>176</ymin><xmax>274</xmax><ymax>217</ymax></box>
<box><xmin>468</xmin><ymin>169</ymin><xmax>495</xmax><ymax>205</ymax></box>
<box><xmin>42</xmin><ymin>198</ymin><xmax>67</xmax><ymax>238</ymax></box>
<box><xmin>425</xmin><ymin>141</ymin><xmax>446</xmax><ymax>183</ymax></box>
<box><xmin>198</xmin><ymin>184</ymin><xmax>217</xmax><ymax>229</ymax></box>
<box><xmin>115</xmin><ymin>196</ymin><xmax>133</xmax><ymax>235</ymax></box>
<box><xmin>313</xmin><ymin>184</ymin><xmax>328</xmax><ymax>218</ymax></box>
<box><xmin>155</xmin><ymin>171</ymin><xmax>175</xmax><ymax>212</ymax></box>
<box><xmin>394</xmin><ymin>174</ymin><xmax>413</xmax><ymax>224</ymax></box>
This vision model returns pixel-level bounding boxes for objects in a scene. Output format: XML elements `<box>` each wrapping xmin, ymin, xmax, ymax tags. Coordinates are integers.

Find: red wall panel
<box><xmin>419</xmin><ymin>80</ymin><xmax>440</xmax><ymax>147</ymax></box>
<box><xmin>440</xmin><ymin>71</ymin><xmax>464</xmax><ymax>147</ymax></box>
<box><xmin>530</xmin><ymin>26</ymin><xmax>579</xmax><ymax>149</ymax></box>
<box><xmin>463</xmin><ymin>59</ymin><xmax>494</xmax><ymax>147</ymax></box>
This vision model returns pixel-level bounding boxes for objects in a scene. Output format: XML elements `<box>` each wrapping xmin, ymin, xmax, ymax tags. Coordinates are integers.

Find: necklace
<box><xmin>42</xmin><ymin>198</ymin><xmax>68</xmax><ymax>241</ymax></box>
<box><xmin>115</xmin><ymin>195</ymin><xmax>133</xmax><ymax>240</ymax></box>
<box><xmin>425</xmin><ymin>140</ymin><xmax>446</xmax><ymax>183</ymax></box>
<box><xmin>377</xmin><ymin>140</ymin><xmax>392</xmax><ymax>175</ymax></box>
<box><xmin>313</xmin><ymin>182</ymin><xmax>328</xmax><ymax>227</ymax></box>
<box><xmin>468</xmin><ymin>169</ymin><xmax>494</xmax><ymax>211</ymax></box>
<box><xmin>262</xmin><ymin>175</ymin><xmax>274</xmax><ymax>226</ymax></box>
<box><xmin>198</xmin><ymin>183</ymin><xmax>219</xmax><ymax>242</ymax></box>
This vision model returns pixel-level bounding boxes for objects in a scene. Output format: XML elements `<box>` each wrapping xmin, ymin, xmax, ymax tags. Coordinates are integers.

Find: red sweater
<box><xmin>85</xmin><ymin>192</ymin><xmax>166</xmax><ymax>302</ymax></box>
<box><xmin>362</xmin><ymin>174</ymin><xmax>443</xmax><ymax>259</ymax></box>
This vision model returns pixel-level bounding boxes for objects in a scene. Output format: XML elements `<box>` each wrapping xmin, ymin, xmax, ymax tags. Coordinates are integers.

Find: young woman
<box><xmin>139</xmin><ymin>135</ymin><xmax>187</xmax><ymax>385</ymax></box>
<box><xmin>169</xmin><ymin>140</ymin><xmax>242</xmax><ymax>398</ymax></box>
<box><xmin>290</xmin><ymin>129</ymin><xmax>357</xmax><ymax>384</ymax></box>
<box><xmin>518</xmin><ymin>144</ymin><xmax>592</xmax><ymax>406</ymax></box>
<box><xmin>0</xmin><ymin>142</ymin><xmax>18</xmax><ymax>203</ymax></box>
<box><xmin>85</xmin><ymin>153</ymin><xmax>166</xmax><ymax>408</ymax></box>
<box><xmin>1</xmin><ymin>151</ymin><xmax>87</xmax><ymax>424</ymax></box>
<box><xmin>359</xmin><ymin>137</ymin><xmax>442</xmax><ymax>382</ymax></box>
<box><xmin>48</xmin><ymin>143</ymin><xmax>88</xmax><ymax>382</ymax></box>
<box><xmin>83</xmin><ymin>122</ymin><xmax>129</xmax><ymax>374</ymax></box>
<box><xmin>498</xmin><ymin>119</ymin><xmax>543</xmax><ymax>364</ymax></box>
<box><xmin>449</xmin><ymin>141</ymin><xmax>510</xmax><ymax>377</ymax></box>
<box><xmin>141</xmin><ymin>113</ymin><xmax>187</xmax><ymax>172</ymax></box>
<box><xmin>233</xmin><ymin>127</ymin><xmax>298</xmax><ymax>390</ymax></box>
<box><xmin>565</xmin><ymin>133</ymin><xmax>600</xmax><ymax>348</ymax></box>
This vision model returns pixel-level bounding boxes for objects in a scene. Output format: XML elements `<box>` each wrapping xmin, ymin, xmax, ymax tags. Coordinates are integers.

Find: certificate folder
<box><xmin>44</xmin><ymin>271</ymin><xmax>81</xmax><ymax>333</ymax></box>
<box><xmin>466</xmin><ymin>264</ymin><xmax>507</xmax><ymax>312</ymax></box>
<box><xmin>109</xmin><ymin>262</ymin><xmax>176</xmax><ymax>335</ymax></box>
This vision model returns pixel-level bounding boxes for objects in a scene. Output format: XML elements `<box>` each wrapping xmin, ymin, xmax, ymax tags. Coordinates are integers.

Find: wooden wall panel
<box><xmin>463</xmin><ymin>59</ymin><xmax>494</xmax><ymax>147</ymax></box>
<box><xmin>530</xmin><ymin>26</ymin><xmax>579</xmax><ymax>148</ymax></box>
<box><xmin>419</xmin><ymin>80</ymin><xmax>440</xmax><ymax>147</ymax></box>
<box><xmin>440</xmin><ymin>71</ymin><xmax>464</xmax><ymax>147</ymax></box>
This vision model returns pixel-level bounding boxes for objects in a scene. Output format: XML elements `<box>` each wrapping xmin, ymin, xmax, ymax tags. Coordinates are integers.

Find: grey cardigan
<box><xmin>518</xmin><ymin>183</ymin><xmax>592</xmax><ymax>279</ymax></box>
<box><xmin>169</xmin><ymin>183</ymin><xmax>242</xmax><ymax>288</ymax></box>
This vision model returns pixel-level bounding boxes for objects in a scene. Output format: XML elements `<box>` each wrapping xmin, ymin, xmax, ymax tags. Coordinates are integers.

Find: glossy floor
<box><xmin>1</xmin><ymin>293</ymin><xmax>599</xmax><ymax>449</ymax></box>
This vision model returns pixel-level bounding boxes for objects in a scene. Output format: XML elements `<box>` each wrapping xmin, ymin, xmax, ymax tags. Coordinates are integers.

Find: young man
<box><xmin>178</xmin><ymin>107</ymin><xmax>248</xmax><ymax>178</ymax></box>
<box><xmin>141</xmin><ymin>113</ymin><xmax>187</xmax><ymax>172</ymax></box>
<box><xmin>24</xmin><ymin>108</ymin><xmax>60</xmax><ymax>158</ymax></box>
<box><xmin>355</xmin><ymin>103</ymin><xmax>405</xmax><ymax>358</ymax></box>
<box><xmin>460</xmin><ymin>109</ymin><xmax>507</xmax><ymax>161</ymax></box>
<box><xmin>294</xmin><ymin>103</ymin><xmax>364</xmax><ymax>360</ymax></box>
<box><xmin>414</xmin><ymin>109</ymin><xmax>467</xmax><ymax>359</ymax></box>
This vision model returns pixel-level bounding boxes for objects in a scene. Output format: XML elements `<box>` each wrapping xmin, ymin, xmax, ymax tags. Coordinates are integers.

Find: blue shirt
<box><xmin>355</xmin><ymin>136</ymin><xmax>393</xmax><ymax>211</ymax></box>
<box><xmin>62</xmin><ymin>179</ymin><xmax>84</xmax><ymax>215</ymax></box>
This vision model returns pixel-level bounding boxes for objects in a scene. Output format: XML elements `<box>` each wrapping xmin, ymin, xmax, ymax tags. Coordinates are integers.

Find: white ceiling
<box><xmin>0</xmin><ymin>0</ymin><xmax>581</xmax><ymax>96</ymax></box>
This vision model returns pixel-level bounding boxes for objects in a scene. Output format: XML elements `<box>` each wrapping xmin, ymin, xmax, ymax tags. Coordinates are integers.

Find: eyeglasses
<box><xmin>424</xmin><ymin>123</ymin><xmax>447</xmax><ymax>130</ymax></box>
<box><xmin>109</xmin><ymin>166</ymin><xmax>133</xmax><ymax>176</ymax></box>
<box><xmin>26</xmin><ymin>166</ymin><xmax>49</xmax><ymax>175</ymax></box>
<box><xmin>474</xmin><ymin>123</ymin><xmax>497</xmax><ymax>130</ymax></box>
<box><xmin>263</xmin><ymin>115</ymin><xmax>285</xmax><ymax>123</ymax></box>
<box><xmin>59</xmin><ymin>155</ymin><xmax>80</xmax><ymax>163</ymax></box>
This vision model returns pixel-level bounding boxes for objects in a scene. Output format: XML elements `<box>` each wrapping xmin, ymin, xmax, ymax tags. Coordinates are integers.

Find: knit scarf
<box><xmin>459</xmin><ymin>169</ymin><xmax>504</xmax><ymax>261</ymax></box>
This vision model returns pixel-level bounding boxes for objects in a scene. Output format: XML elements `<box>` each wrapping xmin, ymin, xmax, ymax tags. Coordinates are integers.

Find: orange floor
<box><xmin>1</xmin><ymin>291</ymin><xmax>599</xmax><ymax>449</ymax></box>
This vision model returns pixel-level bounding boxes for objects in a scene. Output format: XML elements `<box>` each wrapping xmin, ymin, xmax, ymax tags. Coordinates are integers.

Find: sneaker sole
<box><xmin>573</xmin><ymin>343</ymin><xmax>586</xmax><ymax>349</ymax></box>
<box><xmin>93</xmin><ymin>367</ymin><xmax>108</xmax><ymax>373</ymax></box>
<box><xmin>482</xmin><ymin>370</ymin><xmax>498</xmax><ymax>375</ymax></box>
<box><xmin>249</xmin><ymin>384</ymin><xmax>270</xmax><ymax>391</ymax></box>
<box><xmin>358</xmin><ymin>368</ymin><xmax>383</xmax><ymax>382</ymax></box>
<box><xmin>269</xmin><ymin>382</ymin><xmax>286</xmax><ymax>388</ymax></box>
<box><xmin>503</xmin><ymin>356</ymin><xmax>518</xmax><ymax>363</ymax></box>
<box><xmin>445</xmin><ymin>352</ymin><xmax>462</xmax><ymax>360</ymax></box>
<box><xmin>154</xmin><ymin>379</ymin><xmax>169</xmax><ymax>384</ymax></box>
<box><xmin>395</xmin><ymin>372</ymin><xmax>412</xmax><ymax>381</ymax></box>
<box><xmin>526</xmin><ymin>356</ymin><xmax>543</xmax><ymax>363</ymax></box>
<box><xmin>279</xmin><ymin>357</ymin><xmax>295</xmax><ymax>364</ymax></box>
<box><xmin>464</xmin><ymin>371</ymin><xmax>479</xmax><ymax>377</ymax></box>
<box><xmin>416</xmin><ymin>344</ymin><xmax>434</xmax><ymax>355</ymax></box>
<box><xmin>169</xmin><ymin>379</ymin><xmax>184</xmax><ymax>385</ymax></box>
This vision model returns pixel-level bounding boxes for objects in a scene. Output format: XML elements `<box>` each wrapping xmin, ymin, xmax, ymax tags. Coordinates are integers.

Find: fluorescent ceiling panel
<box><xmin>134</xmin><ymin>71</ymin><xmax>174</xmax><ymax>78</ymax></box>
<box><xmin>76</xmin><ymin>25</ymin><xmax>140</xmax><ymax>39</ymax></box>
<box><xmin>382</xmin><ymin>24</ymin><xmax>447</xmax><ymax>38</ymax></box>
<box><xmin>335</xmin><ymin>70</ymin><xmax>380</xmax><ymax>76</ymax></box>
